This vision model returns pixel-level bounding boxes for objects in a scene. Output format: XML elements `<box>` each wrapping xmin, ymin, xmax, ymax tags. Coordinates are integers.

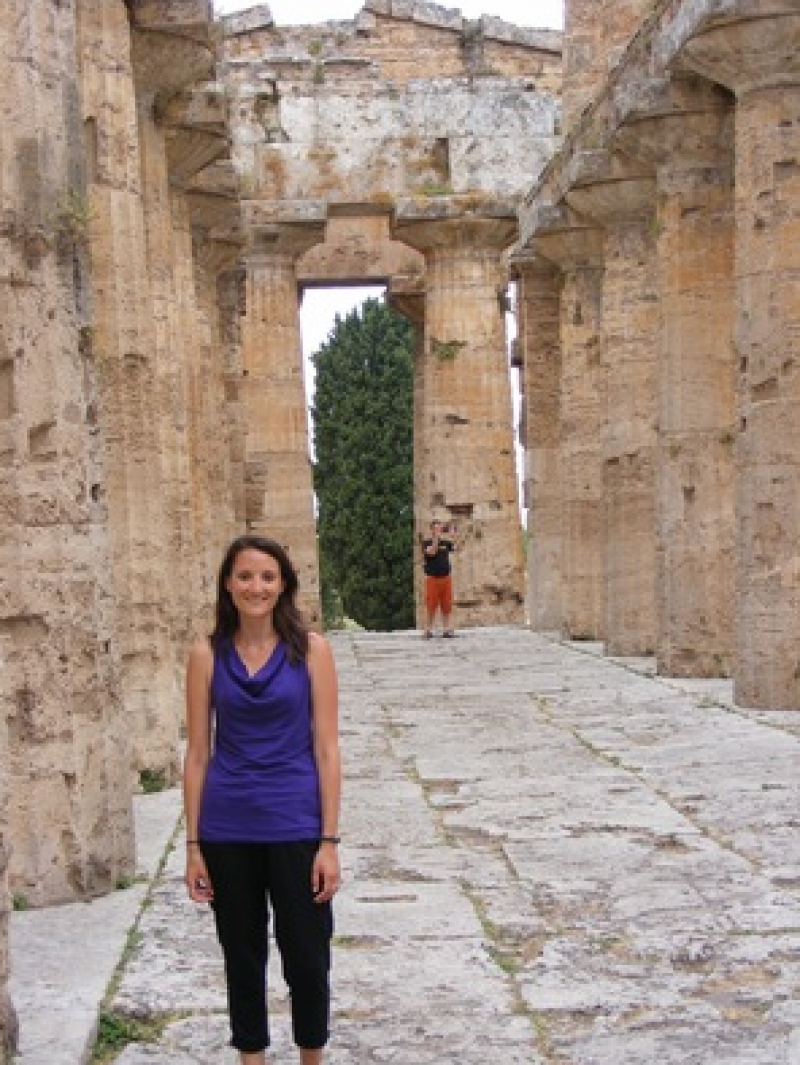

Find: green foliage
<box><xmin>312</xmin><ymin>299</ymin><xmax>415</xmax><ymax>631</ymax></box>
<box><xmin>139</xmin><ymin>768</ymin><xmax>167</xmax><ymax>794</ymax></box>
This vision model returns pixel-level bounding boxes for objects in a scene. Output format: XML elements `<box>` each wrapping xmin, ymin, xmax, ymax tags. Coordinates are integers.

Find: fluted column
<box><xmin>387</xmin><ymin>276</ymin><xmax>427</xmax><ymax>626</ymax></box>
<box><xmin>567</xmin><ymin>155</ymin><xmax>658</xmax><ymax>655</ymax></box>
<box><xmin>528</xmin><ymin>207</ymin><xmax>606</xmax><ymax>640</ymax></box>
<box><xmin>682</xmin><ymin>7</ymin><xmax>800</xmax><ymax>707</ymax></box>
<box><xmin>616</xmin><ymin>76</ymin><xmax>736</xmax><ymax>677</ymax></box>
<box><xmin>0</xmin><ymin>0</ymin><xmax>133</xmax><ymax>907</ymax></box>
<box><xmin>242</xmin><ymin>219</ymin><xmax>326</xmax><ymax>626</ymax></box>
<box><xmin>511</xmin><ymin>254</ymin><xmax>563</xmax><ymax>630</ymax></box>
<box><xmin>79</xmin><ymin>0</ymin><xmax>181</xmax><ymax>780</ymax></box>
<box><xmin>394</xmin><ymin>206</ymin><xmax>525</xmax><ymax>626</ymax></box>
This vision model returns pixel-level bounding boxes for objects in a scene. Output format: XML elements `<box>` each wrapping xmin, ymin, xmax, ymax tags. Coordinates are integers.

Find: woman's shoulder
<box><xmin>306</xmin><ymin>630</ymin><xmax>334</xmax><ymax>665</ymax></box>
<box><xmin>187</xmin><ymin>635</ymin><xmax>215</xmax><ymax>672</ymax></box>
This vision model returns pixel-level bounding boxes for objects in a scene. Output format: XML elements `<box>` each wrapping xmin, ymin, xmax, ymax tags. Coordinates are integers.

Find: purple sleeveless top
<box><xmin>198</xmin><ymin>638</ymin><xmax>321</xmax><ymax>842</ymax></box>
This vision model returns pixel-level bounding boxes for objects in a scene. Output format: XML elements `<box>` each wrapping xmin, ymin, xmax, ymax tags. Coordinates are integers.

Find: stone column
<box><xmin>526</xmin><ymin>207</ymin><xmax>606</xmax><ymax>640</ymax></box>
<box><xmin>511</xmin><ymin>254</ymin><xmax>563</xmax><ymax>631</ymax></box>
<box><xmin>616</xmin><ymin>76</ymin><xmax>737</xmax><ymax>676</ymax></box>
<box><xmin>567</xmin><ymin>154</ymin><xmax>658</xmax><ymax>655</ymax></box>
<box><xmin>393</xmin><ymin>205</ymin><xmax>525</xmax><ymax>626</ymax></box>
<box><xmin>682</xmin><ymin>8</ymin><xmax>800</xmax><ymax>707</ymax></box>
<box><xmin>242</xmin><ymin>216</ymin><xmax>326</xmax><ymax>627</ymax></box>
<box><xmin>135</xmin><ymin>72</ymin><xmax>231</xmax><ymax>658</ymax></box>
<box><xmin>387</xmin><ymin>275</ymin><xmax>427</xmax><ymax>627</ymax></box>
<box><xmin>0</xmin><ymin>0</ymin><xmax>134</xmax><ymax>905</ymax></box>
<box><xmin>79</xmin><ymin>0</ymin><xmax>193</xmax><ymax>783</ymax></box>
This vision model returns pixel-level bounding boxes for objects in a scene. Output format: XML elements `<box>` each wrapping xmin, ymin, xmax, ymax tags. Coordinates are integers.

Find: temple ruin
<box><xmin>0</xmin><ymin>0</ymin><xmax>799</xmax><ymax>1055</ymax></box>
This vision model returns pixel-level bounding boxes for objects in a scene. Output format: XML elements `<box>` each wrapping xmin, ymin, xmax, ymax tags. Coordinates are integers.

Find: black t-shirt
<box><xmin>423</xmin><ymin>537</ymin><xmax>455</xmax><ymax>577</ymax></box>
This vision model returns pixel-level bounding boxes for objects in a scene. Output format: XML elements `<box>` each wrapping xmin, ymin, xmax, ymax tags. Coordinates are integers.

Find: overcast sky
<box><xmin>213</xmin><ymin>0</ymin><xmax>563</xmax><ymax>30</ymax></box>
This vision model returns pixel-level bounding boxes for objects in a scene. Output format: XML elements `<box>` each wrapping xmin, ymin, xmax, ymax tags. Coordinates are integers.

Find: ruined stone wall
<box><xmin>519</xmin><ymin>0</ymin><xmax>800</xmax><ymax>707</ymax></box>
<box><xmin>221</xmin><ymin>2</ymin><xmax>562</xmax><ymax>628</ymax></box>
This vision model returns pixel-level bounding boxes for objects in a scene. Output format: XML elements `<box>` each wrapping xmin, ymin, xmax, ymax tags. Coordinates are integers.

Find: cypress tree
<box><xmin>312</xmin><ymin>298</ymin><xmax>415</xmax><ymax>630</ymax></box>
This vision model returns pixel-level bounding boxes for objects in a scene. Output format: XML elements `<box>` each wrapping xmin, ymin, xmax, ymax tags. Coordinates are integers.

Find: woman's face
<box><xmin>225</xmin><ymin>547</ymin><xmax>286</xmax><ymax>620</ymax></box>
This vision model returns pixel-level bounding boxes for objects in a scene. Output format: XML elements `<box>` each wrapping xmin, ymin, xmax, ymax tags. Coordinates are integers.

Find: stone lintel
<box><xmin>678</xmin><ymin>10</ymin><xmax>800</xmax><ymax>95</ymax></box>
<box><xmin>393</xmin><ymin>197</ymin><xmax>517</xmax><ymax>252</ymax></box>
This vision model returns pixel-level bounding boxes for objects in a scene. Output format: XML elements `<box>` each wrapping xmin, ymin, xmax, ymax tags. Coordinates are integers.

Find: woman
<box><xmin>183</xmin><ymin>534</ymin><xmax>341</xmax><ymax>1065</ymax></box>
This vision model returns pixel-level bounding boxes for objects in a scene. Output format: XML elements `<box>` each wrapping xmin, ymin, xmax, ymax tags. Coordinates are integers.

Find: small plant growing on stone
<box><xmin>139</xmin><ymin>767</ymin><xmax>167</xmax><ymax>794</ymax></box>
<box><xmin>11</xmin><ymin>893</ymin><xmax>28</xmax><ymax>911</ymax></box>
<box><xmin>431</xmin><ymin>337</ymin><xmax>467</xmax><ymax>362</ymax></box>
<box><xmin>51</xmin><ymin>188</ymin><xmax>94</xmax><ymax>244</ymax></box>
<box><xmin>307</xmin><ymin>38</ymin><xmax>323</xmax><ymax>56</ymax></box>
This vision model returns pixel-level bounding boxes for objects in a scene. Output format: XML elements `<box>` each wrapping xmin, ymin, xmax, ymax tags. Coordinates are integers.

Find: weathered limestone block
<box><xmin>563</xmin><ymin>0</ymin><xmax>653</xmax><ymax>131</ymax></box>
<box><xmin>566</xmin><ymin>153</ymin><xmax>658</xmax><ymax>656</ymax></box>
<box><xmin>511</xmin><ymin>254</ymin><xmax>563</xmax><ymax>631</ymax></box>
<box><xmin>680</xmin><ymin>6</ymin><xmax>800</xmax><ymax>707</ymax></box>
<box><xmin>528</xmin><ymin>207</ymin><xmax>606</xmax><ymax>641</ymax></box>
<box><xmin>615</xmin><ymin>75</ymin><xmax>736</xmax><ymax>677</ymax></box>
<box><xmin>241</xmin><ymin>209</ymin><xmax>326</xmax><ymax>626</ymax></box>
<box><xmin>393</xmin><ymin>203</ymin><xmax>525</xmax><ymax>627</ymax></box>
<box><xmin>0</xmin><ymin>0</ymin><xmax>134</xmax><ymax>906</ymax></box>
<box><xmin>298</xmin><ymin>214</ymin><xmax>424</xmax><ymax>287</ymax></box>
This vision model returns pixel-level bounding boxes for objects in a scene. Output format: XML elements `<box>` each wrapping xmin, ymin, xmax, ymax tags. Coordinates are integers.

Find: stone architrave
<box><xmin>680</xmin><ymin>5</ymin><xmax>800</xmax><ymax>708</ymax></box>
<box><xmin>566</xmin><ymin>153</ymin><xmax>658</xmax><ymax>656</ymax></box>
<box><xmin>510</xmin><ymin>253</ymin><xmax>563</xmax><ymax>631</ymax></box>
<box><xmin>0</xmin><ymin>0</ymin><xmax>134</xmax><ymax>906</ymax></box>
<box><xmin>526</xmin><ymin>205</ymin><xmax>606</xmax><ymax>641</ymax></box>
<box><xmin>615</xmin><ymin>75</ymin><xmax>736</xmax><ymax>677</ymax></box>
<box><xmin>241</xmin><ymin>208</ymin><xmax>326</xmax><ymax>627</ymax></box>
<box><xmin>393</xmin><ymin>203</ymin><xmax>525</xmax><ymax>627</ymax></box>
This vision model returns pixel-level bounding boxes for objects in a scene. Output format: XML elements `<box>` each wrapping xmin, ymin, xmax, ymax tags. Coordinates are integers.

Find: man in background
<box><xmin>422</xmin><ymin>519</ymin><xmax>458</xmax><ymax>639</ymax></box>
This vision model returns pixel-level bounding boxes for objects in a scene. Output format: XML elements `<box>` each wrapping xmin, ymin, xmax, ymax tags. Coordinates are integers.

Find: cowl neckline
<box><xmin>226</xmin><ymin>637</ymin><xmax>285</xmax><ymax>690</ymax></box>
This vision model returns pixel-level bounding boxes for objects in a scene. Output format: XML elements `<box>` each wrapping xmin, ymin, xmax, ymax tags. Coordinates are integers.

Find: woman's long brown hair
<box><xmin>211</xmin><ymin>535</ymin><xmax>309</xmax><ymax>662</ymax></box>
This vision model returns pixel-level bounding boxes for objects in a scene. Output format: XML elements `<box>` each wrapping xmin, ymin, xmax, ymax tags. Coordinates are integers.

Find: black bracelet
<box><xmin>319</xmin><ymin>834</ymin><xmax>341</xmax><ymax>844</ymax></box>
<box><xmin>186</xmin><ymin>839</ymin><xmax>200</xmax><ymax>846</ymax></box>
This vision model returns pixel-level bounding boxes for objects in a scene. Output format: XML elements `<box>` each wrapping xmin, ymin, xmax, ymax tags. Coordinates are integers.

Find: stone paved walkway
<box><xmin>19</xmin><ymin>627</ymin><xmax>800</xmax><ymax>1064</ymax></box>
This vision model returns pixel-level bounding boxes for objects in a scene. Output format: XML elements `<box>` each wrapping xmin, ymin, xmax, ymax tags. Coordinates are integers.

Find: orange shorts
<box><xmin>425</xmin><ymin>575</ymin><xmax>453</xmax><ymax>614</ymax></box>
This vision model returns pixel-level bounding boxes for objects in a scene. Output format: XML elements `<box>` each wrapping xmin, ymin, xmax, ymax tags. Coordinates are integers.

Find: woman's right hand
<box><xmin>185</xmin><ymin>847</ymin><xmax>214</xmax><ymax>903</ymax></box>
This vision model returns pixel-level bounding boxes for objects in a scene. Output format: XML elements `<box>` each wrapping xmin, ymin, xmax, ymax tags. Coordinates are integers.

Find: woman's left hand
<box><xmin>312</xmin><ymin>842</ymin><xmax>341</xmax><ymax>903</ymax></box>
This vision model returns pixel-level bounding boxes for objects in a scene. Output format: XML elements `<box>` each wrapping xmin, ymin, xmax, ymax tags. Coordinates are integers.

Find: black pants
<box><xmin>201</xmin><ymin>841</ymin><xmax>333</xmax><ymax>1053</ymax></box>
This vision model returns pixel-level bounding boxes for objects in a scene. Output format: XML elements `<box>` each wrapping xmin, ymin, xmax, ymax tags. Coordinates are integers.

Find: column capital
<box><xmin>159</xmin><ymin>84</ymin><xmax>231</xmax><ymax>189</ymax></box>
<box><xmin>679</xmin><ymin>8</ymin><xmax>800</xmax><ymax>96</ymax></box>
<box><xmin>613</xmin><ymin>74</ymin><xmax>734</xmax><ymax>170</ymax></box>
<box><xmin>130</xmin><ymin>9</ymin><xmax>216</xmax><ymax>106</ymax></box>
<box><xmin>244</xmin><ymin>201</ymin><xmax>327</xmax><ymax>262</ymax></box>
<box><xmin>565</xmin><ymin>150</ymin><xmax>656</xmax><ymax>224</ymax></box>
<box><xmin>387</xmin><ymin>270</ymin><xmax>425</xmax><ymax>328</ymax></box>
<box><xmin>521</xmin><ymin>203</ymin><xmax>605</xmax><ymax>269</ymax></box>
<box><xmin>392</xmin><ymin>197</ymin><xmax>517</xmax><ymax>253</ymax></box>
